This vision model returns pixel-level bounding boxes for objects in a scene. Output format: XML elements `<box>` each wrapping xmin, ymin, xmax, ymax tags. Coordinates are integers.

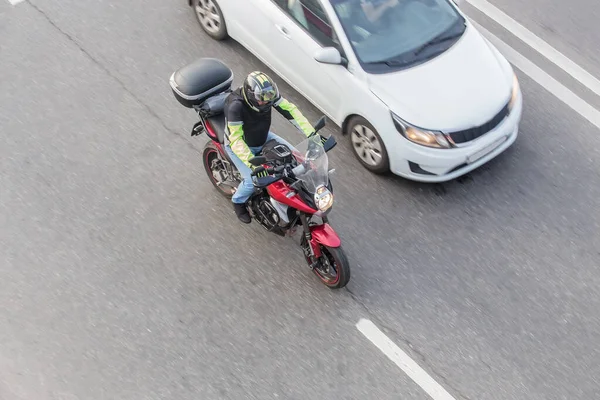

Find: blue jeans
<box><xmin>225</xmin><ymin>131</ymin><xmax>296</xmax><ymax>204</ymax></box>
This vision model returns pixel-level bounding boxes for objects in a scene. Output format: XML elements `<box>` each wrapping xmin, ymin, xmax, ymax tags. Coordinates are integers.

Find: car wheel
<box><xmin>193</xmin><ymin>0</ymin><xmax>228</xmax><ymax>41</ymax></box>
<box><xmin>347</xmin><ymin>116</ymin><xmax>390</xmax><ymax>174</ymax></box>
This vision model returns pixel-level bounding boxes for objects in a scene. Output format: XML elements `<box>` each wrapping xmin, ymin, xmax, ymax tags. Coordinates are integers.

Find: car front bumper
<box><xmin>388</xmin><ymin>93</ymin><xmax>523</xmax><ymax>183</ymax></box>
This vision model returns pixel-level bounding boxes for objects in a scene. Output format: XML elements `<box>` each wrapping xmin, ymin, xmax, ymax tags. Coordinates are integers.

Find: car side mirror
<box><xmin>248</xmin><ymin>156</ymin><xmax>267</xmax><ymax>166</ymax></box>
<box><xmin>314</xmin><ymin>47</ymin><xmax>343</xmax><ymax>65</ymax></box>
<box><xmin>313</xmin><ymin>116</ymin><xmax>327</xmax><ymax>132</ymax></box>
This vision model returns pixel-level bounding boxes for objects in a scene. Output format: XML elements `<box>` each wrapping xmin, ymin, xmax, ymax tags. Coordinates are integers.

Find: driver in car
<box><xmin>332</xmin><ymin>0</ymin><xmax>402</xmax><ymax>40</ymax></box>
<box><xmin>359</xmin><ymin>0</ymin><xmax>400</xmax><ymax>23</ymax></box>
<box><xmin>224</xmin><ymin>71</ymin><xmax>325</xmax><ymax>224</ymax></box>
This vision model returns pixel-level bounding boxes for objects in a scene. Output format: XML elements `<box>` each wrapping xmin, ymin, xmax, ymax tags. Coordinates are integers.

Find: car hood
<box><xmin>367</xmin><ymin>23</ymin><xmax>513</xmax><ymax>132</ymax></box>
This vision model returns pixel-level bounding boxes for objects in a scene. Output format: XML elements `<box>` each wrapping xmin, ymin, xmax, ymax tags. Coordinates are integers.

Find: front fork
<box><xmin>300</xmin><ymin>213</ymin><xmax>327</xmax><ymax>268</ymax></box>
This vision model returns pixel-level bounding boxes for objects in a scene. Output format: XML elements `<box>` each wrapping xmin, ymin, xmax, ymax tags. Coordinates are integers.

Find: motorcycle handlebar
<box><xmin>251</xmin><ymin>162</ymin><xmax>306</xmax><ymax>180</ymax></box>
<box><xmin>251</xmin><ymin>164</ymin><xmax>288</xmax><ymax>176</ymax></box>
<box><xmin>291</xmin><ymin>164</ymin><xmax>306</xmax><ymax>177</ymax></box>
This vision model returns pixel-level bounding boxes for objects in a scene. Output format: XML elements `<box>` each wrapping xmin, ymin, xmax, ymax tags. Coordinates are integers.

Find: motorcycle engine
<box><xmin>250</xmin><ymin>139</ymin><xmax>298</xmax><ymax>236</ymax></box>
<box><xmin>251</xmin><ymin>194</ymin><xmax>280</xmax><ymax>232</ymax></box>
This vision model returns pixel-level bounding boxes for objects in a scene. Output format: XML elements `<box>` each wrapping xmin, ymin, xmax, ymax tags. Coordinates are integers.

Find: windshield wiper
<box><xmin>413</xmin><ymin>28</ymin><xmax>465</xmax><ymax>56</ymax></box>
<box><xmin>366</xmin><ymin>58</ymin><xmax>414</xmax><ymax>67</ymax></box>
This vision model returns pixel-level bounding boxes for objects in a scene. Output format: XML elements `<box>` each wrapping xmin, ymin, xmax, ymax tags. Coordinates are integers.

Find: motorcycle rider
<box><xmin>224</xmin><ymin>71</ymin><xmax>326</xmax><ymax>224</ymax></box>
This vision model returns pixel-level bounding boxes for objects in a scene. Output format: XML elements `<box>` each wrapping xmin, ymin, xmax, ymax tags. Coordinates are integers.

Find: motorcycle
<box><xmin>169</xmin><ymin>57</ymin><xmax>350</xmax><ymax>289</ymax></box>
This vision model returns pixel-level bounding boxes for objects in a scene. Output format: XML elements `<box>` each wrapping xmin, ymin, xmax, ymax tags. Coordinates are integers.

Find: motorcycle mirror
<box><xmin>313</xmin><ymin>116</ymin><xmax>327</xmax><ymax>132</ymax></box>
<box><xmin>249</xmin><ymin>156</ymin><xmax>267</xmax><ymax>166</ymax></box>
<box><xmin>323</xmin><ymin>135</ymin><xmax>337</xmax><ymax>152</ymax></box>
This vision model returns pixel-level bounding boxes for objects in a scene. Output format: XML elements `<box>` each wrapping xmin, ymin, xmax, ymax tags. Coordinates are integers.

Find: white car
<box><xmin>188</xmin><ymin>0</ymin><xmax>523</xmax><ymax>182</ymax></box>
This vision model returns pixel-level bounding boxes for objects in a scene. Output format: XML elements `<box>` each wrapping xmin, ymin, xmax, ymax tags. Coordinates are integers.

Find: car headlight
<box><xmin>314</xmin><ymin>185</ymin><xmax>333</xmax><ymax>211</ymax></box>
<box><xmin>508</xmin><ymin>73</ymin><xmax>520</xmax><ymax>112</ymax></box>
<box><xmin>391</xmin><ymin>112</ymin><xmax>451</xmax><ymax>149</ymax></box>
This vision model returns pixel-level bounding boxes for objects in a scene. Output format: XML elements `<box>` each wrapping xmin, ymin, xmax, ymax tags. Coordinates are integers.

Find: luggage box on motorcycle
<box><xmin>169</xmin><ymin>58</ymin><xmax>233</xmax><ymax>108</ymax></box>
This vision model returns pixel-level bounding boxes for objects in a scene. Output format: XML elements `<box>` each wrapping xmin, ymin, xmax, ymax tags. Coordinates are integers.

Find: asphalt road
<box><xmin>1</xmin><ymin>0</ymin><xmax>599</xmax><ymax>399</ymax></box>
<box><xmin>476</xmin><ymin>0</ymin><xmax>600</xmax><ymax>79</ymax></box>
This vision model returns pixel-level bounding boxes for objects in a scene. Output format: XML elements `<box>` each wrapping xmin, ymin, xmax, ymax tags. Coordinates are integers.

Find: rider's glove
<box><xmin>253</xmin><ymin>167</ymin><xmax>269</xmax><ymax>178</ymax></box>
<box><xmin>308</xmin><ymin>131</ymin><xmax>327</xmax><ymax>146</ymax></box>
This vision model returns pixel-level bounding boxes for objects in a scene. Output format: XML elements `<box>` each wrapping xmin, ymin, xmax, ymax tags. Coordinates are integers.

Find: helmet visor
<box><xmin>253</xmin><ymin>85</ymin><xmax>278</xmax><ymax>106</ymax></box>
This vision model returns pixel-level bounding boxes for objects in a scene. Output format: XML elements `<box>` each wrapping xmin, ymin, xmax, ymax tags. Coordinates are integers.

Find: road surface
<box><xmin>1</xmin><ymin>0</ymin><xmax>599</xmax><ymax>399</ymax></box>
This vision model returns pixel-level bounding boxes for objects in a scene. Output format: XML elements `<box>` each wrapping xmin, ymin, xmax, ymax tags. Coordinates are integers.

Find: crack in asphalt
<box><xmin>26</xmin><ymin>0</ymin><xmax>202</xmax><ymax>156</ymax></box>
<box><xmin>27</xmin><ymin>2</ymin><xmax>474</xmax><ymax>398</ymax></box>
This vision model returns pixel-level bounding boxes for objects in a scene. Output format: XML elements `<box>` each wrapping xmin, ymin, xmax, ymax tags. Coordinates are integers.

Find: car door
<box><xmin>228</xmin><ymin>0</ymin><xmax>282</xmax><ymax>65</ymax></box>
<box><xmin>264</xmin><ymin>0</ymin><xmax>347</xmax><ymax>120</ymax></box>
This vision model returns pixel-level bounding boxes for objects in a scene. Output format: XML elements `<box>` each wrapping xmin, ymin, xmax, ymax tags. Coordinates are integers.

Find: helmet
<box><xmin>242</xmin><ymin>71</ymin><xmax>280</xmax><ymax>113</ymax></box>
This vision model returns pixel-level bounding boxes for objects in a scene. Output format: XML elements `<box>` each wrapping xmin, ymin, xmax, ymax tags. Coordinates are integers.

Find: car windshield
<box><xmin>330</xmin><ymin>0</ymin><xmax>465</xmax><ymax>71</ymax></box>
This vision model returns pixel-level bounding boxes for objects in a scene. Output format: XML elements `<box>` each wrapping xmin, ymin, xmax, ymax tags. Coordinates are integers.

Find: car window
<box><xmin>274</xmin><ymin>0</ymin><xmax>339</xmax><ymax>49</ymax></box>
<box><xmin>330</xmin><ymin>0</ymin><xmax>465</xmax><ymax>71</ymax></box>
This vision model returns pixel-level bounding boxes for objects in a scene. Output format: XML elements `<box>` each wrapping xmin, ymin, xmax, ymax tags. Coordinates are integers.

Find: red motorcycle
<box><xmin>169</xmin><ymin>58</ymin><xmax>350</xmax><ymax>289</ymax></box>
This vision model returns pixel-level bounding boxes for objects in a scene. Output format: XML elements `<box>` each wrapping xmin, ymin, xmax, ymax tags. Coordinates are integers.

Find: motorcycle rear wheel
<box><xmin>202</xmin><ymin>142</ymin><xmax>239</xmax><ymax>198</ymax></box>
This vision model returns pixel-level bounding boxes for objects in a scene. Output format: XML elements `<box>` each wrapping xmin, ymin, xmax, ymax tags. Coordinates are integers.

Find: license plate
<box><xmin>467</xmin><ymin>136</ymin><xmax>507</xmax><ymax>164</ymax></box>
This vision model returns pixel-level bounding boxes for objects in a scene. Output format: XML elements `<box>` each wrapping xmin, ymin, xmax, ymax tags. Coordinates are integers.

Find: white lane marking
<box><xmin>466</xmin><ymin>0</ymin><xmax>600</xmax><ymax>97</ymax></box>
<box><xmin>356</xmin><ymin>319</ymin><xmax>457</xmax><ymax>400</ymax></box>
<box><xmin>8</xmin><ymin>0</ymin><xmax>26</xmax><ymax>4</ymax></box>
<box><xmin>473</xmin><ymin>21</ymin><xmax>600</xmax><ymax>130</ymax></box>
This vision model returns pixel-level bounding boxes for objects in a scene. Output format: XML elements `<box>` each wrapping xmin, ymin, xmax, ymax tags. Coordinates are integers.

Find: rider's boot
<box><xmin>233</xmin><ymin>202</ymin><xmax>251</xmax><ymax>224</ymax></box>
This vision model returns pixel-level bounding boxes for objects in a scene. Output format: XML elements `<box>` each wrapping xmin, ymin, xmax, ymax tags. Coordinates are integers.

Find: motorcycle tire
<box><xmin>306</xmin><ymin>242</ymin><xmax>351</xmax><ymax>289</ymax></box>
<box><xmin>202</xmin><ymin>141</ymin><xmax>238</xmax><ymax>198</ymax></box>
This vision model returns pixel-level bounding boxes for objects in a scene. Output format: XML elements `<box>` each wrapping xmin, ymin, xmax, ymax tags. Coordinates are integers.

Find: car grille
<box><xmin>447</xmin><ymin>102</ymin><xmax>510</xmax><ymax>144</ymax></box>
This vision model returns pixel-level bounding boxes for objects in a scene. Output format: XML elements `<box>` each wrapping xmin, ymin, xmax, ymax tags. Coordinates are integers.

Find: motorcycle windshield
<box><xmin>293</xmin><ymin>135</ymin><xmax>329</xmax><ymax>193</ymax></box>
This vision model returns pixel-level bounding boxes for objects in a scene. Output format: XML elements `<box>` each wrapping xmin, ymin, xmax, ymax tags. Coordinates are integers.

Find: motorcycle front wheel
<box><xmin>302</xmin><ymin>239</ymin><xmax>351</xmax><ymax>289</ymax></box>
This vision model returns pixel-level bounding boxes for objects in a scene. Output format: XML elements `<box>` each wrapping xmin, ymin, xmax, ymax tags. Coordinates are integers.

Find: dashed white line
<box><xmin>473</xmin><ymin>21</ymin><xmax>600</xmax><ymax>130</ymax></box>
<box><xmin>466</xmin><ymin>0</ymin><xmax>600</xmax><ymax>98</ymax></box>
<box><xmin>8</xmin><ymin>0</ymin><xmax>26</xmax><ymax>5</ymax></box>
<box><xmin>356</xmin><ymin>318</ymin><xmax>457</xmax><ymax>400</ymax></box>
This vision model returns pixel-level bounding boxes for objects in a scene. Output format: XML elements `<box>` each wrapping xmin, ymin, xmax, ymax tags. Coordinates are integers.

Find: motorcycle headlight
<box><xmin>391</xmin><ymin>112</ymin><xmax>451</xmax><ymax>149</ymax></box>
<box><xmin>314</xmin><ymin>185</ymin><xmax>333</xmax><ymax>211</ymax></box>
<box><xmin>508</xmin><ymin>72</ymin><xmax>520</xmax><ymax>112</ymax></box>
